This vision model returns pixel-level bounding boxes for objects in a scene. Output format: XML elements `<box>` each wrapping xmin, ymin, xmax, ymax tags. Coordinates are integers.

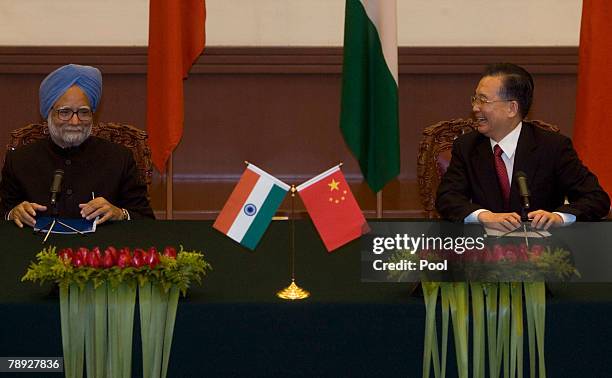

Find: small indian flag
<box><xmin>213</xmin><ymin>164</ymin><xmax>289</xmax><ymax>250</ymax></box>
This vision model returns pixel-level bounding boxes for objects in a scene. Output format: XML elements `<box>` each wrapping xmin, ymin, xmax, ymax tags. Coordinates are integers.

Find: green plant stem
<box><xmin>119</xmin><ymin>283</ymin><xmax>136</xmax><ymax>377</ymax></box>
<box><xmin>84</xmin><ymin>283</ymin><xmax>94</xmax><ymax>378</ymax></box>
<box><xmin>498</xmin><ymin>283</ymin><xmax>510</xmax><ymax>378</ymax></box>
<box><xmin>108</xmin><ymin>285</ymin><xmax>119</xmax><ymax>378</ymax></box>
<box><xmin>59</xmin><ymin>286</ymin><xmax>73</xmax><ymax>378</ymax></box>
<box><xmin>510</xmin><ymin>283</ymin><xmax>524</xmax><ymax>378</ymax></box>
<box><xmin>162</xmin><ymin>286</ymin><xmax>180</xmax><ymax>378</ymax></box>
<box><xmin>471</xmin><ymin>283</ymin><xmax>485</xmax><ymax>378</ymax></box>
<box><xmin>440</xmin><ymin>283</ymin><xmax>451</xmax><ymax>378</ymax></box>
<box><xmin>140</xmin><ymin>282</ymin><xmax>153</xmax><ymax>378</ymax></box>
<box><xmin>534</xmin><ymin>283</ymin><xmax>546</xmax><ymax>378</ymax></box>
<box><xmin>422</xmin><ymin>282</ymin><xmax>440</xmax><ymax>378</ymax></box>
<box><xmin>150</xmin><ymin>285</ymin><xmax>168</xmax><ymax>378</ymax></box>
<box><xmin>69</xmin><ymin>283</ymin><xmax>85</xmax><ymax>378</ymax></box>
<box><xmin>524</xmin><ymin>283</ymin><xmax>536</xmax><ymax>378</ymax></box>
<box><xmin>484</xmin><ymin>283</ymin><xmax>499</xmax><ymax>378</ymax></box>
<box><xmin>448</xmin><ymin>283</ymin><xmax>469</xmax><ymax>378</ymax></box>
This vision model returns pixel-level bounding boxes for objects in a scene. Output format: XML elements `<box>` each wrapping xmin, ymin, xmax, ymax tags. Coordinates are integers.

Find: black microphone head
<box><xmin>50</xmin><ymin>169</ymin><xmax>64</xmax><ymax>194</ymax></box>
<box><xmin>514</xmin><ymin>170</ymin><xmax>530</xmax><ymax>211</ymax></box>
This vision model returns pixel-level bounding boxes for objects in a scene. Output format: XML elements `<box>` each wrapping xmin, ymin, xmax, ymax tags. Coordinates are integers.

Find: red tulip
<box><xmin>76</xmin><ymin>247</ymin><xmax>89</xmax><ymax>261</ymax></box>
<box><xmin>58</xmin><ymin>248</ymin><xmax>74</xmax><ymax>262</ymax></box>
<box><xmin>117</xmin><ymin>250</ymin><xmax>132</xmax><ymax>268</ymax></box>
<box><xmin>147</xmin><ymin>251</ymin><xmax>160</xmax><ymax>268</ymax></box>
<box><xmin>102</xmin><ymin>251</ymin><xmax>114</xmax><ymax>268</ymax></box>
<box><xmin>86</xmin><ymin>247</ymin><xmax>102</xmax><ymax>268</ymax></box>
<box><xmin>103</xmin><ymin>247</ymin><xmax>118</xmax><ymax>265</ymax></box>
<box><xmin>72</xmin><ymin>256</ymin><xmax>84</xmax><ymax>267</ymax></box>
<box><xmin>134</xmin><ymin>248</ymin><xmax>146</xmax><ymax>262</ymax></box>
<box><xmin>503</xmin><ymin>245</ymin><xmax>518</xmax><ymax>263</ymax></box>
<box><xmin>494</xmin><ymin>245</ymin><xmax>506</xmax><ymax>261</ymax></box>
<box><xmin>132</xmin><ymin>249</ymin><xmax>145</xmax><ymax>268</ymax></box>
<box><xmin>107</xmin><ymin>246</ymin><xmax>118</xmax><ymax>262</ymax></box>
<box><xmin>87</xmin><ymin>251</ymin><xmax>101</xmax><ymax>268</ymax></box>
<box><xmin>530</xmin><ymin>244</ymin><xmax>545</xmax><ymax>260</ymax></box>
<box><xmin>463</xmin><ymin>248</ymin><xmax>480</xmax><ymax>263</ymax></box>
<box><xmin>517</xmin><ymin>243</ymin><xmax>529</xmax><ymax>262</ymax></box>
<box><xmin>163</xmin><ymin>246</ymin><xmax>177</xmax><ymax>259</ymax></box>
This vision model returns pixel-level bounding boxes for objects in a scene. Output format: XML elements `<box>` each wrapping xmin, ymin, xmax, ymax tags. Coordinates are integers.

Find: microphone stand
<box><xmin>496</xmin><ymin>198</ymin><xmax>548</xmax><ymax>243</ymax></box>
<box><xmin>520</xmin><ymin>201</ymin><xmax>531</xmax><ymax>248</ymax></box>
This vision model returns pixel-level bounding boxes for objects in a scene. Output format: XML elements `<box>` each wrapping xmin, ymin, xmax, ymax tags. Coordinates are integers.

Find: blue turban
<box><xmin>39</xmin><ymin>64</ymin><xmax>103</xmax><ymax>119</ymax></box>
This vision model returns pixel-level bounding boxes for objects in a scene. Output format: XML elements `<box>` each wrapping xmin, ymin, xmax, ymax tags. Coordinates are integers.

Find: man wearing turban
<box><xmin>0</xmin><ymin>64</ymin><xmax>154</xmax><ymax>227</ymax></box>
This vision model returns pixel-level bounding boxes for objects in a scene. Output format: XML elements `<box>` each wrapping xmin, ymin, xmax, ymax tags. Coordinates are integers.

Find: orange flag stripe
<box><xmin>213</xmin><ymin>168</ymin><xmax>260</xmax><ymax>234</ymax></box>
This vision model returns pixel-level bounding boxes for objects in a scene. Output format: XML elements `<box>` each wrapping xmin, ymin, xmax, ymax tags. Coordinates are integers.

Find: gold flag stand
<box><xmin>276</xmin><ymin>185</ymin><xmax>310</xmax><ymax>300</ymax></box>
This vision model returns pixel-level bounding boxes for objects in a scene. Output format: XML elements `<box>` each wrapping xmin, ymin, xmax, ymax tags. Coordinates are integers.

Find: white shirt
<box><xmin>464</xmin><ymin>122</ymin><xmax>576</xmax><ymax>224</ymax></box>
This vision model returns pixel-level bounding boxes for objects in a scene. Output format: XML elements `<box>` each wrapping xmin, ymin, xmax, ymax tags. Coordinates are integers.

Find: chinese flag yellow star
<box><xmin>296</xmin><ymin>165</ymin><xmax>369</xmax><ymax>252</ymax></box>
<box><xmin>328</xmin><ymin>179</ymin><xmax>340</xmax><ymax>191</ymax></box>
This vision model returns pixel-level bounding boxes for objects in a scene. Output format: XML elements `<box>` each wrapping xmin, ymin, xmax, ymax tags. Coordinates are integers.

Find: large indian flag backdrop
<box><xmin>339</xmin><ymin>0</ymin><xmax>400</xmax><ymax>193</ymax></box>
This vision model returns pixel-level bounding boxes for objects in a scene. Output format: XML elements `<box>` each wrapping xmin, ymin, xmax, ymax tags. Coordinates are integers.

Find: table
<box><xmin>1</xmin><ymin>220</ymin><xmax>611</xmax><ymax>377</ymax></box>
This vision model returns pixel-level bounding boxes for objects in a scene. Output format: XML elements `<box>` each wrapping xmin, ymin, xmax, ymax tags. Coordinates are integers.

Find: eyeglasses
<box><xmin>54</xmin><ymin>107</ymin><xmax>93</xmax><ymax>121</ymax></box>
<box><xmin>470</xmin><ymin>95</ymin><xmax>515</xmax><ymax>106</ymax></box>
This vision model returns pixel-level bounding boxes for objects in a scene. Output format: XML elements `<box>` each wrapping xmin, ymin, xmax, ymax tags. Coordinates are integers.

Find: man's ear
<box><xmin>507</xmin><ymin>100</ymin><xmax>519</xmax><ymax>118</ymax></box>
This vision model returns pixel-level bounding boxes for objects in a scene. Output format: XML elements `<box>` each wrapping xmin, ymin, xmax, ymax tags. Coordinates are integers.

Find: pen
<box><xmin>91</xmin><ymin>192</ymin><xmax>99</xmax><ymax>225</ymax></box>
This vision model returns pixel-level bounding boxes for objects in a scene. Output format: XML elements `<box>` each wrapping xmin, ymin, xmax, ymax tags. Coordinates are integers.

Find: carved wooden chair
<box><xmin>7</xmin><ymin>122</ymin><xmax>153</xmax><ymax>190</ymax></box>
<box><xmin>417</xmin><ymin>118</ymin><xmax>560</xmax><ymax>218</ymax></box>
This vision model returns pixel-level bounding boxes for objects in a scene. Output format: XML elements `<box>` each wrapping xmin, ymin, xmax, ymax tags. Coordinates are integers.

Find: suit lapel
<box><xmin>471</xmin><ymin>136</ymin><xmax>505</xmax><ymax>211</ymax></box>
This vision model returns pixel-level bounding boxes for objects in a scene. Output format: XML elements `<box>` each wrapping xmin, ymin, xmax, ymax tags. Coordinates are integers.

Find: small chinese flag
<box><xmin>297</xmin><ymin>165</ymin><xmax>369</xmax><ymax>252</ymax></box>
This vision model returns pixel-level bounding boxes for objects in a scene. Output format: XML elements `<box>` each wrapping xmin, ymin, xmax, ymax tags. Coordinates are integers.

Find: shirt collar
<box><xmin>490</xmin><ymin>121</ymin><xmax>522</xmax><ymax>159</ymax></box>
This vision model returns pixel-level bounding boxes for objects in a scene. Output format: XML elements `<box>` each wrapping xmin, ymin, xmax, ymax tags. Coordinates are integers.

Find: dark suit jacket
<box><xmin>436</xmin><ymin>121</ymin><xmax>610</xmax><ymax>221</ymax></box>
<box><xmin>0</xmin><ymin>136</ymin><xmax>155</xmax><ymax>219</ymax></box>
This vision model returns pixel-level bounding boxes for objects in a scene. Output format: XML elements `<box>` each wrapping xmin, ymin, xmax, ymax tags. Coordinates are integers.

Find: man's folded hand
<box><xmin>9</xmin><ymin>201</ymin><xmax>47</xmax><ymax>228</ymax></box>
<box><xmin>477</xmin><ymin>211</ymin><xmax>521</xmax><ymax>232</ymax></box>
<box><xmin>528</xmin><ymin>210</ymin><xmax>563</xmax><ymax>230</ymax></box>
<box><xmin>79</xmin><ymin>197</ymin><xmax>123</xmax><ymax>225</ymax></box>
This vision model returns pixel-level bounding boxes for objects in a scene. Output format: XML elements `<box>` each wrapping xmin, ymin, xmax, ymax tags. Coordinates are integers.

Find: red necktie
<box><xmin>493</xmin><ymin>144</ymin><xmax>510</xmax><ymax>207</ymax></box>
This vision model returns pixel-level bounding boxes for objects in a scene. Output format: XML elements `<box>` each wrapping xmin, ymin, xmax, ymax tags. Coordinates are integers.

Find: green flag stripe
<box><xmin>340</xmin><ymin>0</ymin><xmax>400</xmax><ymax>193</ymax></box>
<box><xmin>241</xmin><ymin>184</ymin><xmax>287</xmax><ymax>250</ymax></box>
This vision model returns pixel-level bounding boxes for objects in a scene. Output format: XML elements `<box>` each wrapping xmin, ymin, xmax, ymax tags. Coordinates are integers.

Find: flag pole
<box><xmin>166</xmin><ymin>152</ymin><xmax>173</xmax><ymax>220</ymax></box>
<box><xmin>376</xmin><ymin>190</ymin><xmax>383</xmax><ymax>218</ymax></box>
<box><xmin>276</xmin><ymin>185</ymin><xmax>310</xmax><ymax>300</ymax></box>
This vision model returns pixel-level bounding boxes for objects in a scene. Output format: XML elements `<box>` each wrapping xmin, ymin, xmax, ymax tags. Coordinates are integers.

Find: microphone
<box><xmin>515</xmin><ymin>170</ymin><xmax>530</xmax><ymax>211</ymax></box>
<box><xmin>50</xmin><ymin>169</ymin><xmax>64</xmax><ymax>207</ymax></box>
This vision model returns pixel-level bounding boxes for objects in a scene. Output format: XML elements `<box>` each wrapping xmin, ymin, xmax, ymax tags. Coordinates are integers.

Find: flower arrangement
<box><xmin>388</xmin><ymin>243</ymin><xmax>579</xmax><ymax>282</ymax></box>
<box><xmin>22</xmin><ymin>245</ymin><xmax>211</xmax><ymax>378</ymax></box>
<box><xmin>23</xmin><ymin>245</ymin><xmax>210</xmax><ymax>294</ymax></box>
<box><xmin>387</xmin><ymin>242</ymin><xmax>576</xmax><ymax>378</ymax></box>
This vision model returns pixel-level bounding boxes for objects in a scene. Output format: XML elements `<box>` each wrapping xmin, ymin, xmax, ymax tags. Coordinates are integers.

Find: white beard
<box><xmin>47</xmin><ymin>115</ymin><xmax>92</xmax><ymax>148</ymax></box>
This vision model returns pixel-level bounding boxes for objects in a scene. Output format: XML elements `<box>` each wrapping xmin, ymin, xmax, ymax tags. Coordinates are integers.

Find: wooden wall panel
<box><xmin>0</xmin><ymin>47</ymin><xmax>579</xmax><ymax>219</ymax></box>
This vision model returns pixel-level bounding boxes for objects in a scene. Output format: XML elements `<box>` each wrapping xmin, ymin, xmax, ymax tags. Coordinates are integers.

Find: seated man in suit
<box><xmin>0</xmin><ymin>64</ymin><xmax>154</xmax><ymax>228</ymax></box>
<box><xmin>436</xmin><ymin>63</ymin><xmax>609</xmax><ymax>231</ymax></box>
